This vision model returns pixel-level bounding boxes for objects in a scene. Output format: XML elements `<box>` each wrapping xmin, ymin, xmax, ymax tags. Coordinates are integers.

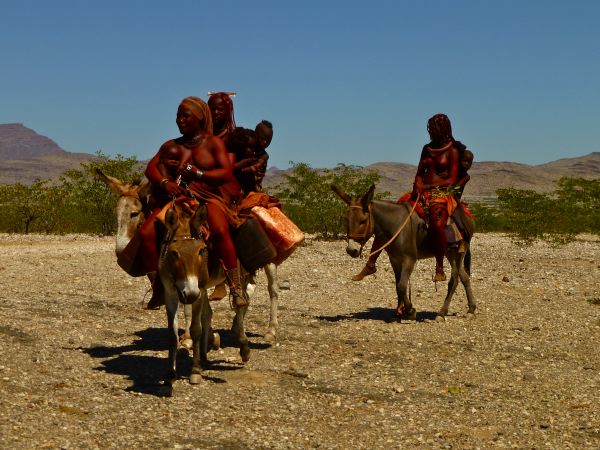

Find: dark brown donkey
<box><xmin>160</xmin><ymin>205</ymin><xmax>218</xmax><ymax>387</ymax></box>
<box><xmin>332</xmin><ymin>185</ymin><xmax>476</xmax><ymax>320</ymax></box>
<box><xmin>160</xmin><ymin>204</ymin><xmax>250</xmax><ymax>388</ymax></box>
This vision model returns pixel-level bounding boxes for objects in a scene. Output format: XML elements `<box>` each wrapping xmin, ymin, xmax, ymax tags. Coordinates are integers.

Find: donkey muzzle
<box><xmin>175</xmin><ymin>276</ymin><xmax>201</xmax><ymax>304</ymax></box>
<box><xmin>346</xmin><ymin>240</ymin><xmax>362</xmax><ymax>258</ymax></box>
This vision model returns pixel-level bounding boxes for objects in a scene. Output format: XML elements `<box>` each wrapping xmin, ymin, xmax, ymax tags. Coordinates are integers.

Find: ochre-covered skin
<box><xmin>142</xmin><ymin>97</ymin><xmax>239</xmax><ymax>274</ymax></box>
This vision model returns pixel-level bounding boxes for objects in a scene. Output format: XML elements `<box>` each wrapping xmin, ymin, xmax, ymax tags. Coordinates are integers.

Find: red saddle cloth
<box><xmin>460</xmin><ymin>202</ymin><xmax>474</xmax><ymax>218</ymax></box>
<box><xmin>396</xmin><ymin>193</ymin><xmax>426</xmax><ymax>218</ymax></box>
<box><xmin>117</xmin><ymin>232</ymin><xmax>147</xmax><ymax>277</ymax></box>
<box><xmin>396</xmin><ymin>193</ymin><xmax>473</xmax><ymax>219</ymax></box>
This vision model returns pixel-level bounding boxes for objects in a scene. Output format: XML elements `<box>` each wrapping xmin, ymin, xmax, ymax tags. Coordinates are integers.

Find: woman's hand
<box><xmin>235</xmin><ymin>157</ymin><xmax>257</xmax><ymax>170</ymax></box>
<box><xmin>241</xmin><ymin>161</ymin><xmax>259</xmax><ymax>174</ymax></box>
<box><xmin>163</xmin><ymin>180</ymin><xmax>183</xmax><ymax>196</ymax></box>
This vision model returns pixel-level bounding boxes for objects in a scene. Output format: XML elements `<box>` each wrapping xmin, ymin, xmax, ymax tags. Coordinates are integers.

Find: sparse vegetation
<box><xmin>469</xmin><ymin>177</ymin><xmax>600</xmax><ymax>245</ymax></box>
<box><xmin>0</xmin><ymin>152</ymin><xmax>598</xmax><ymax>244</ymax></box>
<box><xmin>267</xmin><ymin>162</ymin><xmax>391</xmax><ymax>238</ymax></box>
<box><xmin>0</xmin><ymin>151</ymin><xmax>142</xmax><ymax>234</ymax></box>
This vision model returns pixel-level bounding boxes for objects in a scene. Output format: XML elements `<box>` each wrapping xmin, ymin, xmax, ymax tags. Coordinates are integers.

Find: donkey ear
<box><xmin>165</xmin><ymin>208</ymin><xmax>178</xmax><ymax>230</ymax></box>
<box><xmin>361</xmin><ymin>184</ymin><xmax>376</xmax><ymax>210</ymax></box>
<box><xmin>191</xmin><ymin>205</ymin><xmax>208</xmax><ymax>238</ymax></box>
<box><xmin>331</xmin><ymin>185</ymin><xmax>352</xmax><ymax>205</ymax></box>
<box><xmin>95</xmin><ymin>169</ymin><xmax>129</xmax><ymax>196</ymax></box>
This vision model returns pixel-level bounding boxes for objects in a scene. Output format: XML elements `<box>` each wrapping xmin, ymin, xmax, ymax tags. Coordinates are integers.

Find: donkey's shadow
<box><xmin>82</xmin><ymin>327</ymin><xmax>267</xmax><ymax>396</ymax></box>
<box><xmin>318</xmin><ymin>307</ymin><xmax>438</xmax><ymax>323</ymax></box>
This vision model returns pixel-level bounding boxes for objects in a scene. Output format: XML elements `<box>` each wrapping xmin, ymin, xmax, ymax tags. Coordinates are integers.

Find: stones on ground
<box><xmin>0</xmin><ymin>232</ymin><xmax>599</xmax><ymax>448</ymax></box>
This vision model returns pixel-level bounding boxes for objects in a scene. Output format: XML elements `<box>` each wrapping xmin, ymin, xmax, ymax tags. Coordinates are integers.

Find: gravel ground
<box><xmin>0</xmin><ymin>232</ymin><xmax>599</xmax><ymax>449</ymax></box>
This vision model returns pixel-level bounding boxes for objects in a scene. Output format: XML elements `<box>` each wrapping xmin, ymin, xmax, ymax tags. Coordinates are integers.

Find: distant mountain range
<box><xmin>1</xmin><ymin>123</ymin><xmax>599</xmax><ymax>201</ymax></box>
<box><xmin>264</xmin><ymin>153</ymin><xmax>600</xmax><ymax>201</ymax></box>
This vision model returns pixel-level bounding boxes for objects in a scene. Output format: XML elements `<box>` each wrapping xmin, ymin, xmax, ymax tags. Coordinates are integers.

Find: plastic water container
<box><xmin>234</xmin><ymin>218</ymin><xmax>277</xmax><ymax>272</ymax></box>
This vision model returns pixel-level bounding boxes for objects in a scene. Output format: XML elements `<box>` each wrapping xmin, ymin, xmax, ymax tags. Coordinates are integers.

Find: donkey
<box><xmin>96</xmin><ymin>169</ymin><xmax>282</xmax><ymax>342</ymax></box>
<box><xmin>332</xmin><ymin>184</ymin><xmax>476</xmax><ymax>319</ymax></box>
<box><xmin>160</xmin><ymin>204</ymin><xmax>217</xmax><ymax>385</ymax></box>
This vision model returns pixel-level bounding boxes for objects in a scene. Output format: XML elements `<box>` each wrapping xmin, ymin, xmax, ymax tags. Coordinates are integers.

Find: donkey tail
<box><xmin>464</xmin><ymin>248</ymin><xmax>472</xmax><ymax>276</ymax></box>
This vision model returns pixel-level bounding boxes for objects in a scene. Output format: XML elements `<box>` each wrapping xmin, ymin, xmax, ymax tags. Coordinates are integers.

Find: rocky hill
<box><xmin>0</xmin><ymin>124</ymin><xmax>93</xmax><ymax>184</ymax></box>
<box><xmin>1</xmin><ymin>123</ymin><xmax>599</xmax><ymax>200</ymax></box>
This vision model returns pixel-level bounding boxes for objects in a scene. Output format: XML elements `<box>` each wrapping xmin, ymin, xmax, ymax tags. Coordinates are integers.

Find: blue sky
<box><xmin>1</xmin><ymin>1</ymin><xmax>599</xmax><ymax>168</ymax></box>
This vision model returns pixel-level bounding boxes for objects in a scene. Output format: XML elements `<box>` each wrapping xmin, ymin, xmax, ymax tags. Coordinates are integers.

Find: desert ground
<box><xmin>0</xmin><ymin>232</ymin><xmax>599</xmax><ymax>449</ymax></box>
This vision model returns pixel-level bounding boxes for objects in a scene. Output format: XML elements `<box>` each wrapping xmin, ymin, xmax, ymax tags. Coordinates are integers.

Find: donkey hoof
<box><xmin>405</xmin><ymin>308</ymin><xmax>417</xmax><ymax>321</ymax></box>
<box><xmin>158</xmin><ymin>383</ymin><xmax>173</xmax><ymax>397</ymax></box>
<box><xmin>264</xmin><ymin>331</ymin><xmax>276</xmax><ymax>344</ymax></box>
<box><xmin>164</xmin><ymin>369</ymin><xmax>177</xmax><ymax>384</ymax></box>
<box><xmin>190</xmin><ymin>372</ymin><xmax>202</xmax><ymax>385</ymax></box>
<box><xmin>180</xmin><ymin>338</ymin><xmax>193</xmax><ymax>350</ymax></box>
<box><xmin>466</xmin><ymin>311</ymin><xmax>476</xmax><ymax>319</ymax></box>
<box><xmin>435</xmin><ymin>315</ymin><xmax>446</xmax><ymax>322</ymax></box>
<box><xmin>211</xmin><ymin>332</ymin><xmax>220</xmax><ymax>351</ymax></box>
<box><xmin>240</xmin><ymin>345</ymin><xmax>251</xmax><ymax>363</ymax></box>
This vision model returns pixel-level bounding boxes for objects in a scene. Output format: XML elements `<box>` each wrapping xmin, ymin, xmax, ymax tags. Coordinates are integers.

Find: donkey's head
<box><xmin>331</xmin><ymin>184</ymin><xmax>376</xmax><ymax>258</ymax></box>
<box><xmin>161</xmin><ymin>205</ymin><xmax>210</xmax><ymax>305</ymax></box>
<box><xmin>96</xmin><ymin>169</ymin><xmax>150</xmax><ymax>255</ymax></box>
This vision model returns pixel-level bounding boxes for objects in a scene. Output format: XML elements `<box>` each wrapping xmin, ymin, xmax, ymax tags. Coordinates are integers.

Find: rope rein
<box><xmin>366</xmin><ymin>199</ymin><xmax>418</xmax><ymax>258</ymax></box>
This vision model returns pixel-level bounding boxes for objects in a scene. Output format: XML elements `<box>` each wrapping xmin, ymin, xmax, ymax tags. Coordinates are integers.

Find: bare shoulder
<box><xmin>159</xmin><ymin>139</ymin><xmax>179</xmax><ymax>151</ymax></box>
<box><xmin>449</xmin><ymin>145</ymin><xmax>461</xmax><ymax>157</ymax></box>
<box><xmin>206</xmin><ymin>135</ymin><xmax>227</xmax><ymax>151</ymax></box>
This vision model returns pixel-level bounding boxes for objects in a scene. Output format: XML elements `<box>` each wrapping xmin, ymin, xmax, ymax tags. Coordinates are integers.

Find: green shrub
<box><xmin>469</xmin><ymin>178</ymin><xmax>600</xmax><ymax>245</ymax></box>
<box><xmin>466</xmin><ymin>202</ymin><xmax>502</xmax><ymax>233</ymax></box>
<box><xmin>0</xmin><ymin>151</ymin><xmax>142</xmax><ymax>234</ymax></box>
<box><xmin>268</xmin><ymin>162</ymin><xmax>390</xmax><ymax>238</ymax></box>
<box><xmin>0</xmin><ymin>180</ymin><xmax>57</xmax><ymax>233</ymax></box>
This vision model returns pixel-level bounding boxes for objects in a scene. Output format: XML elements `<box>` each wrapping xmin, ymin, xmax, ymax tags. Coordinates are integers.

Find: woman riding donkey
<box><xmin>205</xmin><ymin>92</ymin><xmax>240</xmax><ymax>301</ymax></box>
<box><xmin>143</xmin><ymin>96</ymin><xmax>249</xmax><ymax>309</ymax></box>
<box><xmin>352</xmin><ymin>113</ymin><xmax>473</xmax><ymax>283</ymax></box>
<box><xmin>207</xmin><ymin>93</ymin><xmax>277</xmax><ymax>300</ymax></box>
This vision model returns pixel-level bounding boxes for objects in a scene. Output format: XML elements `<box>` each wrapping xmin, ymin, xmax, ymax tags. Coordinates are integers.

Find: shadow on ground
<box><xmin>81</xmin><ymin>326</ymin><xmax>269</xmax><ymax>396</ymax></box>
<box><xmin>318</xmin><ymin>307</ymin><xmax>438</xmax><ymax>323</ymax></box>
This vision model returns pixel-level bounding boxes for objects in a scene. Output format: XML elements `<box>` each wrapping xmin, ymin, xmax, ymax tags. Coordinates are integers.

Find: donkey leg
<box><xmin>400</xmin><ymin>259</ymin><xmax>417</xmax><ymax>320</ymax></box>
<box><xmin>200</xmin><ymin>295</ymin><xmax>213</xmax><ymax>367</ymax></box>
<box><xmin>459</xmin><ymin>258</ymin><xmax>476</xmax><ymax>315</ymax></box>
<box><xmin>439</xmin><ymin>252</ymin><xmax>461</xmax><ymax>317</ymax></box>
<box><xmin>232</xmin><ymin>304</ymin><xmax>251</xmax><ymax>363</ymax></box>
<box><xmin>189</xmin><ymin>297</ymin><xmax>203</xmax><ymax>384</ymax></box>
<box><xmin>164</xmin><ymin>299</ymin><xmax>179</xmax><ymax>385</ymax></box>
<box><xmin>392</xmin><ymin>258</ymin><xmax>416</xmax><ymax>320</ymax></box>
<box><xmin>180</xmin><ymin>303</ymin><xmax>194</xmax><ymax>350</ymax></box>
<box><xmin>190</xmin><ymin>293</ymin><xmax>211</xmax><ymax>384</ymax></box>
<box><xmin>264</xmin><ymin>263</ymin><xmax>280</xmax><ymax>343</ymax></box>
